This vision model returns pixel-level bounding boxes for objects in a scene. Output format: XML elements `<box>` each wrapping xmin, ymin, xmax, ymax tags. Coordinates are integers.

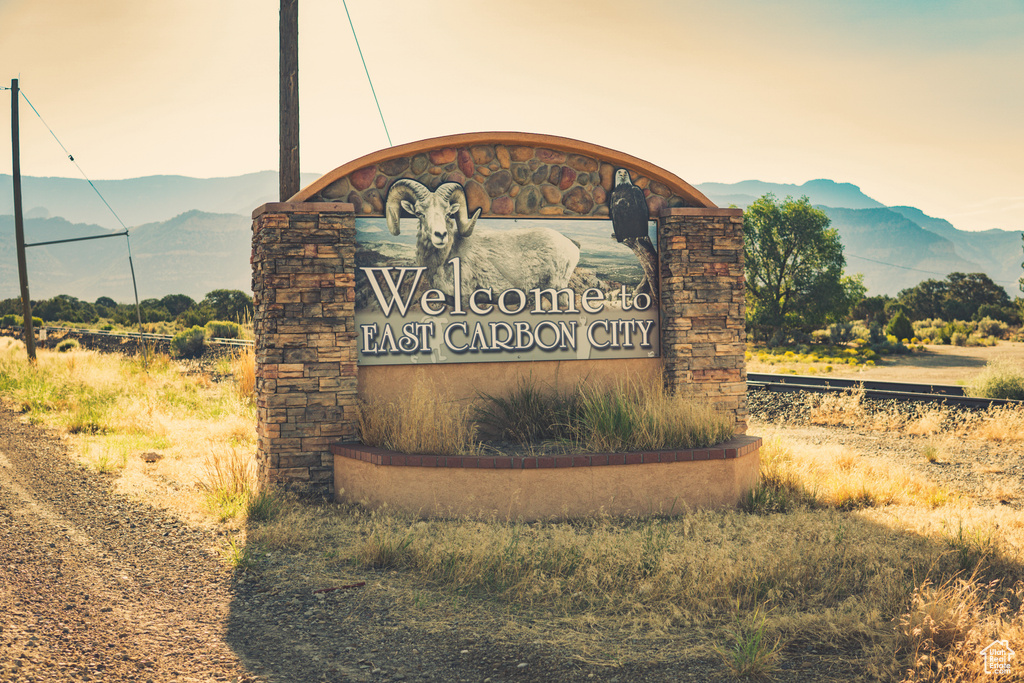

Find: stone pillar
<box><xmin>659</xmin><ymin>208</ymin><xmax>747</xmax><ymax>434</ymax></box>
<box><xmin>251</xmin><ymin>202</ymin><xmax>358</xmax><ymax>495</ymax></box>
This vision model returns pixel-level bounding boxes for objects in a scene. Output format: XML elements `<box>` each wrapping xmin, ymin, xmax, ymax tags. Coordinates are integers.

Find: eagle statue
<box><xmin>609</xmin><ymin>169</ymin><xmax>649</xmax><ymax>242</ymax></box>
<box><xmin>608</xmin><ymin>168</ymin><xmax>659</xmax><ymax>298</ymax></box>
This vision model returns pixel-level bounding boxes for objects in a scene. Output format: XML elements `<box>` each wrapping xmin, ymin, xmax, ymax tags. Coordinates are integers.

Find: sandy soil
<box><xmin>750</xmin><ymin>341</ymin><xmax>1024</xmax><ymax>386</ymax></box>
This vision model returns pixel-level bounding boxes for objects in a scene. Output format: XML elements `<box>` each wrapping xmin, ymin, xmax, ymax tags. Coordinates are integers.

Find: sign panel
<box><xmin>355</xmin><ymin>213</ymin><xmax>659</xmax><ymax>365</ymax></box>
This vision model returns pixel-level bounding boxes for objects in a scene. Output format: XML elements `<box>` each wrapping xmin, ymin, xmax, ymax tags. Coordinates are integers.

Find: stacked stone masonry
<box><xmin>659</xmin><ymin>210</ymin><xmax>748</xmax><ymax>433</ymax></box>
<box><xmin>252</xmin><ymin>205</ymin><xmax>358</xmax><ymax>495</ymax></box>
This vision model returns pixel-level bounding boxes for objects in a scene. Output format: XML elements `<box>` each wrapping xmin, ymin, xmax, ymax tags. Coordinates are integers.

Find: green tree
<box><xmin>944</xmin><ymin>272</ymin><xmax>1010</xmax><ymax>320</ymax></box>
<box><xmin>897</xmin><ymin>279</ymin><xmax>948</xmax><ymax>320</ymax></box>
<box><xmin>159</xmin><ymin>294</ymin><xmax>196</xmax><ymax>317</ymax></box>
<box><xmin>201</xmin><ymin>289</ymin><xmax>253</xmax><ymax>324</ymax></box>
<box><xmin>849</xmin><ymin>294</ymin><xmax>891</xmax><ymax>326</ymax></box>
<box><xmin>886</xmin><ymin>310</ymin><xmax>913</xmax><ymax>341</ymax></box>
<box><xmin>898</xmin><ymin>272</ymin><xmax>1009</xmax><ymax>321</ymax></box>
<box><xmin>743</xmin><ymin>194</ymin><xmax>848</xmax><ymax>342</ymax></box>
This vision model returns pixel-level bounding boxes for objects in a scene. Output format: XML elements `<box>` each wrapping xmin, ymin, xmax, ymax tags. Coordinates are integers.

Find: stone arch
<box><xmin>290</xmin><ymin>132</ymin><xmax>716</xmax><ymax>218</ymax></box>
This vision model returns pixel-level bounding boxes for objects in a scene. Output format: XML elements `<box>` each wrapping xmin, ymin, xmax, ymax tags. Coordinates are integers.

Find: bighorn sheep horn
<box><xmin>384</xmin><ymin>179</ymin><xmax>431</xmax><ymax>236</ymax></box>
<box><xmin>435</xmin><ymin>182</ymin><xmax>482</xmax><ymax>237</ymax></box>
<box><xmin>384</xmin><ymin>178</ymin><xmax>482</xmax><ymax>237</ymax></box>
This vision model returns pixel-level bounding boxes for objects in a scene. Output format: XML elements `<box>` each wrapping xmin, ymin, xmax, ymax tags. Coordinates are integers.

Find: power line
<box><xmin>15</xmin><ymin>85</ymin><xmax>149</xmax><ymax>363</ymax></box>
<box><xmin>18</xmin><ymin>89</ymin><xmax>129</xmax><ymax>232</ymax></box>
<box><xmin>341</xmin><ymin>0</ymin><xmax>392</xmax><ymax>146</ymax></box>
<box><xmin>846</xmin><ymin>252</ymin><xmax>1020</xmax><ymax>286</ymax></box>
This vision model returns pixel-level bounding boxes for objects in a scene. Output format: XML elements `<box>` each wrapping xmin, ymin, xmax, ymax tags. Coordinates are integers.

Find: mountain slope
<box><xmin>822</xmin><ymin>207</ymin><xmax>984</xmax><ymax>295</ymax></box>
<box><xmin>0</xmin><ymin>171</ymin><xmax>321</xmax><ymax>231</ymax></box>
<box><xmin>0</xmin><ymin>212</ymin><xmax>252</xmax><ymax>301</ymax></box>
<box><xmin>697</xmin><ymin>179</ymin><xmax>885</xmax><ymax>210</ymax></box>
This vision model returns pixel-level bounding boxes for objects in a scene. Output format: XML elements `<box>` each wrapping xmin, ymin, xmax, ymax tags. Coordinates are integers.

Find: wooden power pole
<box><xmin>10</xmin><ymin>78</ymin><xmax>37</xmax><ymax>362</ymax></box>
<box><xmin>280</xmin><ymin>0</ymin><xmax>299</xmax><ymax>201</ymax></box>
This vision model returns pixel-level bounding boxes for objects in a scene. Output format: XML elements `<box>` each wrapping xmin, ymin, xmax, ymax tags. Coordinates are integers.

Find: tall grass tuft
<box><xmin>474</xmin><ymin>376</ymin><xmax>576</xmax><ymax>444</ymax></box>
<box><xmin>246</xmin><ymin>487</ymin><xmax>282</xmax><ymax>523</ymax></box>
<box><xmin>197</xmin><ymin>445</ymin><xmax>258</xmax><ymax>520</ymax></box>
<box><xmin>358</xmin><ymin>380</ymin><xmax>479</xmax><ymax>456</ymax></box>
<box><xmin>233</xmin><ymin>345</ymin><xmax>256</xmax><ymax>404</ymax></box>
<box><xmin>565</xmin><ymin>381</ymin><xmax>734</xmax><ymax>452</ymax></box>
<box><xmin>716</xmin><ymin>606</ymin><xmax>781</xmax><ymax>681</ymax></box>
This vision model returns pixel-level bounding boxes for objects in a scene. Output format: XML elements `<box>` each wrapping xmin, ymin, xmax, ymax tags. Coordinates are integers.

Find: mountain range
<box><xmin>0</xmin><ymin>174</ymin><xmax>1019</xmax><ymax>302</ymax></box>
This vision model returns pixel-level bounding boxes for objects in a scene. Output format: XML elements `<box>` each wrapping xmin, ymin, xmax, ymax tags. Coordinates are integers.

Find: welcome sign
<box><xmin>354</xmin><ymin>208</ymin><xmax>659</xmax><ymax>365</ymax></box>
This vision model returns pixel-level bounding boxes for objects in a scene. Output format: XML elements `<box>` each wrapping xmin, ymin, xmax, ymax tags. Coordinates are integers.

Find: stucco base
<box><xmin>333</xmin><ymin>443</ymin><xmax>760</xmax><ymax>521</ymax></box>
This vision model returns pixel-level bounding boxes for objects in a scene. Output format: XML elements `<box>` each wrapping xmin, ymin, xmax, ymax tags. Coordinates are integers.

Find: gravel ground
<box><xmin>749</xmin><ymin>388</ymin><xmax>1024</xmax><ymax>508</ymax></box>
<box><xmin>1</xmin><ymin>403</ymin><xmax>879</xmax><ymax>683</ymax></box>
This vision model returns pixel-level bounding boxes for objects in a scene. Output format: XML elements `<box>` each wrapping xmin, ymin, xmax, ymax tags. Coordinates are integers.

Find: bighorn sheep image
<box><xmin>385</xmin><ymin>179</ymin><xmax>581</xmax><ymax>304</ymax></box>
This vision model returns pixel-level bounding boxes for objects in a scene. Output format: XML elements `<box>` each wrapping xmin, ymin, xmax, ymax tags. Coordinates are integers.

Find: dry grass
<box><xmin>357</xmin><ymin>379</ymin><xmax>479</xmax><ymax>456</ymax></box>
<box><xmin>564</xmin><ymin>381</ymin><xmax>734</xmax><ymax>452</ymax></box>
<box><xmin>197</xmin><ymin>444</ymin><xmax>258</xmax><ymax>520</ymax></box>
<box><xmin>746</xmin><ymin>436</ymin><xmax>953</xmax><ymax>513</ymax></box>
<box><xmin>233</xmin><ymin>345</ymin><xmax>256</xmax><ymax>404</ymax></box>
<box><xmin>897</xmin><ymin>574</ymin><xmax>1024</xmax><ymax>682</ymax></box>
<box><xmin>807</xmin><ymin>389</ymin><xmax>1024</xmax><ymax>443</ymax></box>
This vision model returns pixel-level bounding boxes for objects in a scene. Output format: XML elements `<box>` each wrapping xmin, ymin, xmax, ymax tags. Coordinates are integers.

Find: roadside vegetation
<box><xmin>357</xmin><ymin>377</ymin><xmax>735</xmax><ymax>457</ymax></box>
<box><xmin>1</xmin><ymin>339</ymin><xmax>1021</xmax><ymax>680</ymax></box>
<box><xmin>741</xmin><ymin>193</ymin><xmax>1024</xmax><ymax>393</ymax></box>
<box><xmin>0</xmin><ymin>289</ymin><xmax>254</xmax><ymax>333</ymax></box>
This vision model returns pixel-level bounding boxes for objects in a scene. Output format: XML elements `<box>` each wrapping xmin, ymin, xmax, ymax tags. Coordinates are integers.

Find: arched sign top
<box><xmin>291</xmin><ymin>132</ymin><xmax>716</xmax><ymax>217</ymax></box>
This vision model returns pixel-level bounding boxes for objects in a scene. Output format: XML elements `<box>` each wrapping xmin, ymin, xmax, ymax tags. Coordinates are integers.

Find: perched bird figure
<box><xmin>608</xmin><ymin>168</ymin><xmax>659</xmax><ymax>298</ymax></box>
<box><xmin>609</xmin><ymin>169</ymin><xmax>649</xmax><ymax>242</ymax></box>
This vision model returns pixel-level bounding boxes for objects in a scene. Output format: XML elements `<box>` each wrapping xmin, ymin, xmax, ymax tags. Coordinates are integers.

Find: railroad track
<box><xmin>747</xmin><ymin>372</ymin><xmax>1023</xmax><ymax>410</ymax></box>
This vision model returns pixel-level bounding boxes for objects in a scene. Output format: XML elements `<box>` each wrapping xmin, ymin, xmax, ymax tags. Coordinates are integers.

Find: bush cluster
<box><xmin>966</xmin><ymin>361</ymin><xmax>1024</xmax><ymax>400</ymax></box>
<box><xmin>205</xmin><ymin>320</ymin><xmax>242</xmax><ymax>339</ymax></box>
<box><xmin>170</xmin><ymin>326</ymin><xmax>207</xmax><ymax>359</ymax></box>
<box><xmin>911</xmin><ymin>318</ymin><xmax>1003</xmax><ymax>346</ymax></box>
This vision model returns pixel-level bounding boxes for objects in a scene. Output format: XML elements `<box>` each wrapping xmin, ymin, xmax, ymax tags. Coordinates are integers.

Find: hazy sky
<box><xmin>1</xmin><ymin>0</ymin><xmax>1021</xmax><ymax>232</ymax></box>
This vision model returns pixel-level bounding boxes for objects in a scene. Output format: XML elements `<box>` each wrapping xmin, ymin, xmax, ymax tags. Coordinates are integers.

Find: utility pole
<box><xmin>280</xmin><ymin>0</ymin><xmax>299</xmax><ymax>201</ymax></box>
<box><xmin>11</xmin><ymin>78</ymin><xmax>36</xmax><ymax>362</ymax></box>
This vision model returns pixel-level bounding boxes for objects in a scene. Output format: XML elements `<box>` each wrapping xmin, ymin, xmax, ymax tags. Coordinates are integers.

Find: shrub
<box><xmin>965</xmin><ymin>360</ymin><xmax>1024</xmax><ymax>400</ymax></box>
<box><xmin>885</xmin><ymin>311</ymin><xmax>913</xmax><ymax>342</ymax></box>
<box><xmin>56</xmin><ymin>339</ymin><xmax>80</xmax><ymax>352</ymax></box>
<box><xmin>32</xmin><ymin>316</ymin><xmax>43</xmax><ymax>328</ymax></box>
<box><xmin>170</xmin><ymin>325</ymin><xmax>207</xmax><ymax>359</ymax></box>
<box><xmin>975</xmin><ymin>316</ymin><xmax>1008</xmax><ymax>339</ymax></box>
<box><xmin>950</xmin><ymin>331</ymin><xmax>967</xmax><ymax>347</ymax></box>
<box><xmin>827</xmin><ymin>322</ymin><xmax>854</xmax><ymax>344</ymax></box>
<box><xmin>205</xmin><ymin>320</ymin><xmax>242</xmax><ymax>339</ymax></box>
<box><xmin>1</xmin><ymin>313</ymin><xmax>17</xmax><ymax>327</ymax></box>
